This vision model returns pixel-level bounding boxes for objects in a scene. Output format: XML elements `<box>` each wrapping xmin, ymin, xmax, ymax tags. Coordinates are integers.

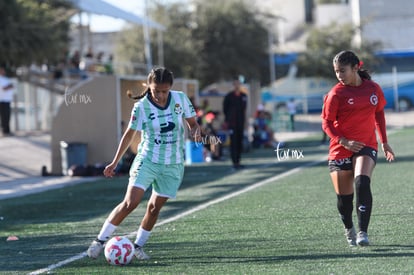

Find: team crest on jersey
<box><xmin>370</xmin><ymin>94</ymin><xmax>378</xmax><ymax>105</ymax></box>
<box><xmin>174</xmin><ymin>103</ymin><xmax>183</xmax><ymax>114</ymax></box>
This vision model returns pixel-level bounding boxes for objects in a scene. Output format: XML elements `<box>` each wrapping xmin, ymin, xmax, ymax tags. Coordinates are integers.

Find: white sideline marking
<box><xmin>28</xmin><ymin>158</ymin><xmax>324</xmax><ymax>275</ymax></box>
<box><xmin>28</xmin><ymin>252</ymin><xmax>87</xmax><ymax>275</ymax></box>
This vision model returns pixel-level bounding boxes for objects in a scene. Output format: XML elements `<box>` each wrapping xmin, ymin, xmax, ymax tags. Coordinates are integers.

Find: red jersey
<box><xmin>321</xmin><ymin>79</ymin><xmax>386</xmax><ymax>160</ymax></box>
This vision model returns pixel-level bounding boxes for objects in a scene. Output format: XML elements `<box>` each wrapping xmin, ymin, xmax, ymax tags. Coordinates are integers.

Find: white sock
<box><xmin>97</xmin><ymin>220</ymin><xmax>117</xmax><ymax>242</ymax></box>
<box><xmin>135</xmin><ymin>227</ymin><xmax>151</xmax><ymax>247</ymax></box>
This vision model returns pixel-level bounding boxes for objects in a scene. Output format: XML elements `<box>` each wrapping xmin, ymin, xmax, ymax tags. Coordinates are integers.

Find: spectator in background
<box><xmin>202</xmin><ymin>111</ymin><xmax>222</xmax><ymax>161</ymax></box>
<box><xmin>105</xmin><ymin>54</ymin><xmax>114</xmax><ymax>75</ymax></box>
<box><xmin>200</xmin><ymin>98</ymin><xmax>212</xmax><ymax>114</ymax></box>
<box><xmin>70</xmin><ymin>50</ymin><xmax>80</xmax><ymax>70</ymax></box>
<box><xmin>79</xmin><ymin>48</ymin><xmax>95</xmax><ymax>73</ymax></box>
<box><xmin>252</xmin><ymin>109</ymin><xmax>278</xmax><ymax>148</ymax></box>
<box><xmin>287</xmin><ymin>97</ymin><xmax>297</xmax><ymax>131</ymax></box>
<box><xmin>223</xmin><ymin>77</ymin><xmax>247</xmax><ymax>169</ymax></box>
<box><xmin>0</xmin><ymin>66</ymin><xmax>14</xmax><ymax>136</ymax></box>
<box><xmin>94</xmin><ymin>51</ymin><xmax>106</xmax><ymax>73</ymax></box>
<box><xmin>68</xmin><ymin>50</ymin><xmax>87</xmax><ymax>79</ymax></box>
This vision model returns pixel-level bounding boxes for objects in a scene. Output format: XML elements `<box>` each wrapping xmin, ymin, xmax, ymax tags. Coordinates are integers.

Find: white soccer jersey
<box><xmin>127</xmin><ymin>90</ymin><xmax>196</xmax><ymax>164</ymax></box>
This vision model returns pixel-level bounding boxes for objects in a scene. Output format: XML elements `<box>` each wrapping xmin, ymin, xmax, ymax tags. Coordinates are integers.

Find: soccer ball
<box><xmin>104</xmin><ymin>236</ymin><xmax>135</xmax><ymax>266</ymax></box>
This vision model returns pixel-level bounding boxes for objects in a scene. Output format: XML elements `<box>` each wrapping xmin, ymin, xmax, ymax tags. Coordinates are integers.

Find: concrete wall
<box><xmin>51</xmin><ymin>75</ymin><xmax>118</xmax><ymax>174</ymax></box>
<box><xmin>315</xmin><ymin>3</ymin><xmax>352</xmax><ymax>27</ymax></box>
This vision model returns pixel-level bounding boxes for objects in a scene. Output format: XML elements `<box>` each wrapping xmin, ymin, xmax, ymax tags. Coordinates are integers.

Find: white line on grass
<box><xmin>155</xmin><ymin>158</ymin><xmax>324</xmax><ymax>228</ymax></box>
<box><xmin>28</xmin><ymin>157</ymin><xmax>325</xmax><ymax>275</ymax></box>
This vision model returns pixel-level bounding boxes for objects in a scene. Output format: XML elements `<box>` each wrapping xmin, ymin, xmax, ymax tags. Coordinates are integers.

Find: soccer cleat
<box><xmin>87</xmin><ymin>240</ymin><xmax>104</xmax><ymax>259</ymax></box>
<box><xmin>134</xmin><ymin>246</ymin><xmax>150</xmax><ymax>260</ymax></box>
<box><xmin>357</xmin><ymin>231</ymin><xmax>370</xmax><ymax>246</ymax></box>
<box><xmin>345</xmin><ymin>227</ymin><xmax>357</xmax><ymax>246</ymax></box>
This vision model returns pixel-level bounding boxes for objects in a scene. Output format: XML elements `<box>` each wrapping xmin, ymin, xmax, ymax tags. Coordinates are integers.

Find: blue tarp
<box><xmin>375</xmin><ymin>50</ymin><xmax>414</xmax><ymax>58</ymax></box>
<box><xmin>274</xmin><ymin>53</ymin><xmax>298</xmax><ymax>65</ymax></box>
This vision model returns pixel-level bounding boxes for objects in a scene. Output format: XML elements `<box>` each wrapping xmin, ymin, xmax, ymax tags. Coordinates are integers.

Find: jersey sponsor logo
<box><xmin>174</xmin><ymin>103</ymin><xmax>183</xmax><ymax>114</ymax></box>
<box><xmin>335</xmin><ymin>159</ymin><xmax>344</xmax><ymax>165</ymax></box>
<box><xmin>370</xmin><ymin>94</ymin><xmax>378</xmax><ymax>105</ymax></box>
<box><xmin>162</xmin><ymin>140</ymin><xmax>177</xmax><ymax>144</ymax></box>
<box><xmin>347</xmin><ymin>98</ymin><xmax>354</xmax><ymax>105</ymax></box>
<box><xmin>328</xmin><ymin>157</ymin><xmax>352</xmax><ymax>167</ymax></box>
<box><xmin>148</xmin><ymin>113</ymin><xmax>156</xmax><ymax>120</ymax></box>
<box><xmin>160</xmin><ymin>121</ymin><xmax>176</xmax><ymax>133</ymax></box>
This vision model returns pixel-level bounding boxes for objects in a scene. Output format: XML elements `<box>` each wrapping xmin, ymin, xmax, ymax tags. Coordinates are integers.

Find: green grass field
<box><xmin>1</xmin><ymin>129</ymin><xmax>413</xmax><ymax>274</ymax></box>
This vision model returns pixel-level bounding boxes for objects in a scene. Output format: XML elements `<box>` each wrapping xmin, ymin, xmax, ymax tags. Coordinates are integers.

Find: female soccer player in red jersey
<box><xmin>321</xmin><ymin>50</ymin><xmax>395</xmax><ymax>246</ymax></box>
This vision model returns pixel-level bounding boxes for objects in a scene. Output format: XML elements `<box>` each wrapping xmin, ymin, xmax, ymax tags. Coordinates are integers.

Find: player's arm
<box><xmin>322</xmin><ymin>119</ymin><xmax>365</xmax><ymax>152</ymax></box>
<box><xmin>321</xmin><ymin>93</ymin><xmax>346</xmax><ymax>143</ymax></box>
<box><xmin>103</xmin><ymin>128</ymin><xmax>138</xmax><ymax>177</ymax></box>
<box><xmin>375</xmin><ymin>110</ymin><xmax>395</xmax><ymax>162</ymax></box>
<box><xmin>185</xmin><ymin>116</ymin><xmax>202</xmax><ymax>142</ymax></box>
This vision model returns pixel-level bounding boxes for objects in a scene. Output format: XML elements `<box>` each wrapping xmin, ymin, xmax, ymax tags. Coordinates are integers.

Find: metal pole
<box><xmin>268</xmin><ymin>30</ymin><xmax>276</xmax><ymax>85</ymax></box>
<box><xmin>12</xmin><ymin>82</ymin><xmax>19</xmax><ymax>132</ymax></box>
<box><xmin>143</xmin><ymin>0</ymin><xmax>153</xmax><ymax>73</ymax></box>
<box><xmin>392</xmin><ymin>66</ymin><xmax>399</xmax><ymax>111</ymax></box>
<box><xmin>78</xmin><ymin>12</ymin><xmax>84</xmax><ymax>57</ymax></box>
<box><xmin>157</xmin><ymin>30</ymin><xmax>164</xmax><ymax>66</ymax></box>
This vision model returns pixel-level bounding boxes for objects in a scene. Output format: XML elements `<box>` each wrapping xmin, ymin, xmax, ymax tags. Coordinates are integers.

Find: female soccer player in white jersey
<box><xmin>87</xmin><ymin>67</ymin><xmax>201</xmax><ymax>260</ymax></box>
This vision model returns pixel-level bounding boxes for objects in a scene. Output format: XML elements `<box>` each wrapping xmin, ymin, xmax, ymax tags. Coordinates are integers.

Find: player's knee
<box><xmin>147</xmin><ymin>202</ymin><xmax>161</xmax><ymax>217</ymax></box>
<box><xmin>122</xmin><ymin>200</ymin><xmax>139</xmax><ymax>212</ymax></box>
<box><xmin>355</xmin><ymin>175</ymin><xmax>371</xmax><ymax>190</ymax></box>
<box><xmin>355</xmin><ymin>175</ymin><xmax>372</xmax><ymax>202</ymax></box>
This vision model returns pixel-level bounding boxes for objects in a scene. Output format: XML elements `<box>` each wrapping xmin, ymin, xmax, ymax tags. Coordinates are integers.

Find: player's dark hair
<box><xmin>333</xmin><ymin>50</ymin><xmax>371</xmax><ymax>80</ymax></box>
<box><xmin>127</xmin><ymin>67</ymin><xmax>174</xmax><ymax>100</ymax></box>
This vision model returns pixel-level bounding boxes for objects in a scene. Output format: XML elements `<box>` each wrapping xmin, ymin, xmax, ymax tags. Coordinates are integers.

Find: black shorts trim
<box><xmin>328</xmin><ymin>146</ymin><xmax>377</xmax><ymax>172</ymax></box>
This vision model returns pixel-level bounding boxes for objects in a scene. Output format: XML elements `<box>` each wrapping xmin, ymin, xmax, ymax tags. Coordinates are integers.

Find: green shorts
<box><xmin>128</xmin><ymin>158</ymin><xmax>184</xmax><ymax>199</ymax></box>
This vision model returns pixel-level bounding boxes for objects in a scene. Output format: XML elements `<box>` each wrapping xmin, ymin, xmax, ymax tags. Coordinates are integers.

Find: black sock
<box><xmin>355</xmin><ymin>175</ymin><xmax>372</xmax><ymax>233</ymax></box>
<box><xmin>337</xmin><ymin>193</ymin><xmax>354</xmax><ymax>229</ymax></box>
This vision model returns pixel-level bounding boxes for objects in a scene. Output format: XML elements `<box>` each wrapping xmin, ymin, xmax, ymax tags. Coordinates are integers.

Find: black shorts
<box><xmin>328</xmin><ymin>146</ymin><xmax>377</xmax><ymax>173</ymax></box>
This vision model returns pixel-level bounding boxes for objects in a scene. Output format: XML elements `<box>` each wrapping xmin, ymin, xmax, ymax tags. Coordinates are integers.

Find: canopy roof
<box><xmin>68</xmin><ymin>0</ymin><xmax>165</xmax><ymax>31</ymax></box>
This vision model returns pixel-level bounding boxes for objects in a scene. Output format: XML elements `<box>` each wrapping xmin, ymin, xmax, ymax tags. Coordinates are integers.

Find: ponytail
<box><xmin>127</xmin><ymin>87</ymin><xmax>150</xmax><ymax>100</ymax></box>
<box><xmin>357</xmin><ymin>69</ymin><xmax>371</xmax><ymax>80</ymax></box>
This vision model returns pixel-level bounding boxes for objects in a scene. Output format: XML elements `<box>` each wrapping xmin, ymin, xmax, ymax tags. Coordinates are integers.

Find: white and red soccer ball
<box><xmin>104</xmin><ymin>236</ymin><xmax>135</xmax><ymax>266</ymax></box>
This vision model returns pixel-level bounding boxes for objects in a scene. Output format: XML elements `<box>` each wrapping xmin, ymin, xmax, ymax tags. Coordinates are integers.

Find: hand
<box><xmin>382</xmin><ymin>143</ymin><xmax>395</xmax><ymax>162</ymax></box>
<box><xmin>339</xmin><ymin>137</ymin><xmax>365</xmax><ymax>153</ymax></box>
<box><xmin>103</xmin><ymin>162</ymin><xmax>117</xmax><ymax>177</ymax></box>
